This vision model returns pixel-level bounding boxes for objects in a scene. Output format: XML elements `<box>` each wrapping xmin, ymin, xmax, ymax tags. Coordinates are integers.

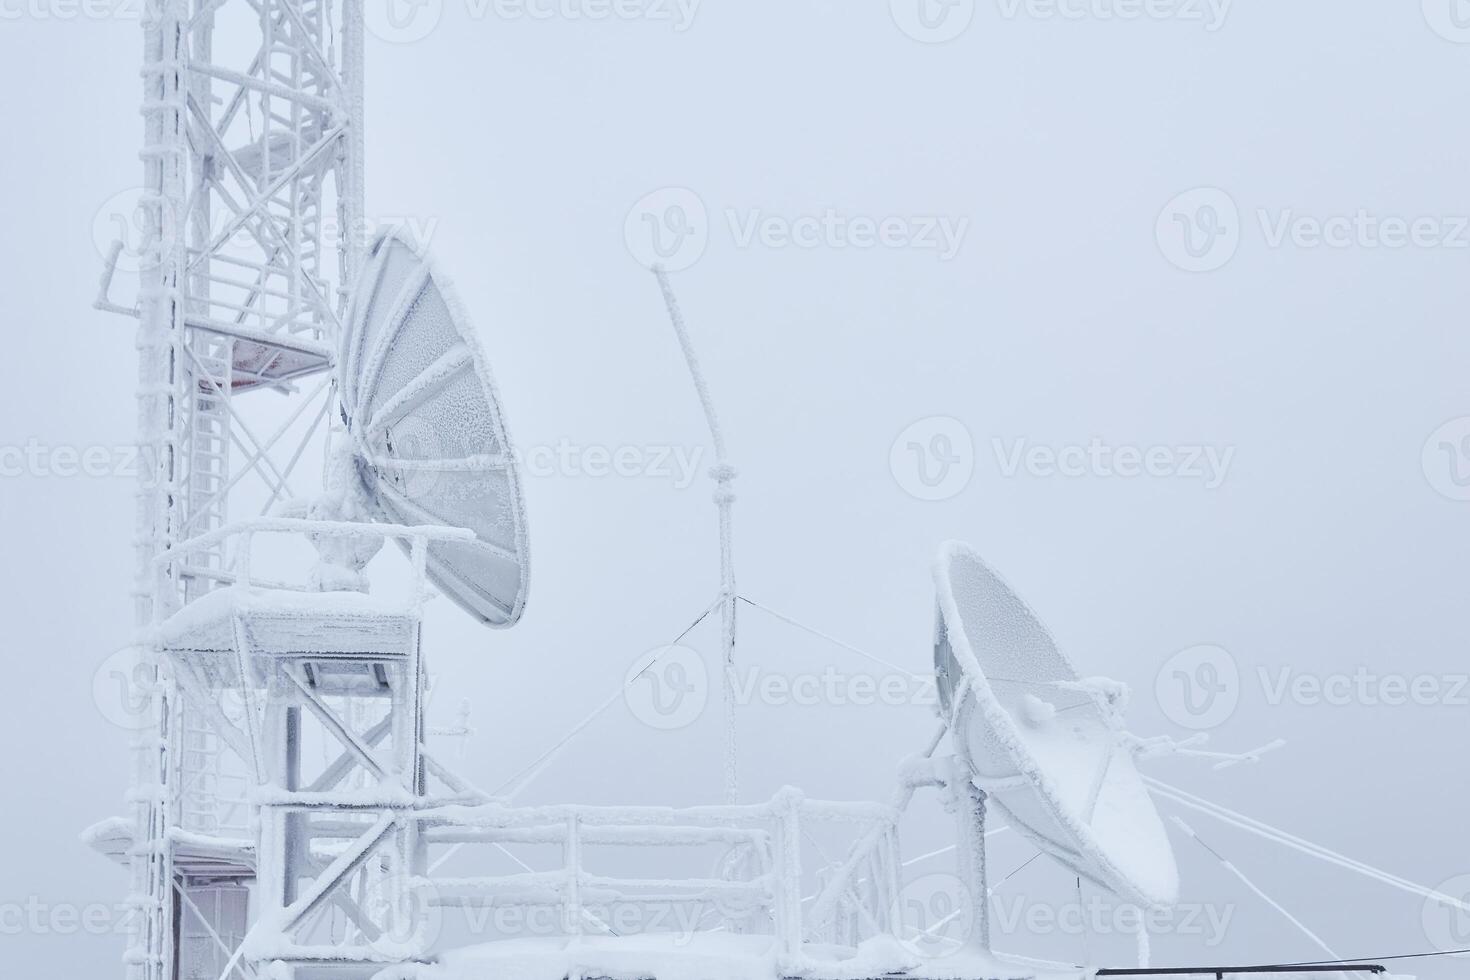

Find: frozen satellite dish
<box><xmin>933</xmin><ymin>541</ymin><xmax>1179</xmax><ymax>910</ymax></box>
<box><xmin>337</xmin><ymin>230</ymin><xmax>530</xmax><ymax>627</ymax></box>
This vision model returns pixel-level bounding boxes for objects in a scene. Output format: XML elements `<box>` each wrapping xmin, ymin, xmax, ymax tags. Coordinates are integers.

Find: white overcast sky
<box><xmin>4</xmin><ymin>0</ymin><xmax>1470</xmax><ymax>975</ymax></box>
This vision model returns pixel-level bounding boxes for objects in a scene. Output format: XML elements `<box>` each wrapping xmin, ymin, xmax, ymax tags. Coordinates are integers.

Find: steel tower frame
<box><xmin>109</xmin><ymin>0</ymin><xmax>363</xmax><ymax>974</ymax></box>
<box><xmin>94</xmin><ymin>10</ymin><xmax>990</xmax><ymax>980</ymax></box>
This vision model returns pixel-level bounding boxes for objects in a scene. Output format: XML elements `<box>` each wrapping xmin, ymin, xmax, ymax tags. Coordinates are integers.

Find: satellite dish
<box><xmin>933</xmin><ymin>541</ymin><xmax>1179</xmax><ymax>910</ymax></box>
<box><xmin>337</xmin><ymin>229</ymin><xmax>530</xmax><ymax>627</ymax></box>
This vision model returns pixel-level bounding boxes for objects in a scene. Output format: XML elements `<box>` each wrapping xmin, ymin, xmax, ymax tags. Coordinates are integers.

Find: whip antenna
<box><xmin>652</xmin><ymin>265</ymin><xmax>739</xmax><ymax>804</ymax></box>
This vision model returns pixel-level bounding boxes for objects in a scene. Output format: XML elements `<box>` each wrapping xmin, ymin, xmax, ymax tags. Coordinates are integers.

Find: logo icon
<box><xmin>1422</xmin><ymin>875</ymin><xmax>1470</xmax><ymax>954</ymax></box>
<box><xmin>890</xmin><ymin>416</ymin><xmax>975</xmax><ymax>502</ymax></box>
<box><xmin>1423</xmin><ymin>417</ymin><xmax>1470</xmax><ymax>501</ymax></box>
<box><xmin>893</xmin><ymin>872</ymin><xmax>974</xmax><ymax>956</ymax></box>
<box><xmin>365</xmin><ymin>0</ymin><xmax>443</xmax><ymax>44</ymax></box>
<box><xmin>93</xmin><ymin>646</ymin><xmax>157</xmax><ymax>731</ymax></box>
<box><xmin>1155</xmin><ymin>644</ymin><xmax>1239</xmax><ymax>730</ymax></box>
<box><xmin>625</xmin><ymin>188</ymin><xmax>709</xmax><ymax>272</ymax></box>
<box><xmin>1156</xmin><ymin>187</ymin><xmax>1240</xmax><ymax>273</ymax></box>
<box><xmin>890</xmin><ymin>0</ymin><xmax>975</xmax><ymax>43</ymax></box>
<box><xmin>1423</xmin><ymin>0</ymin><xmax>1470</xmax><ymax>42</ymax></box>
<box><xmin>92</xmin><ymin>187</ymin><xmax>178</xmax><ymax>275</ymax></box>
<box><xmin>624</xmin><ymin>644</ymin><xmax>709</xmax><ymax>730</ymax></box>
<box><xmin>361</xmin><ymin>873</ymin><xmax>443</xmax><ymax>955</ymax></box>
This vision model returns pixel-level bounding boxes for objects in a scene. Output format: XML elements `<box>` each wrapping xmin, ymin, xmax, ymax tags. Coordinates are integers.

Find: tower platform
<box><xmin>158</xmin><ymin>586</ymin><xmax>419</xmax><ymax>660</ymax></box>
<box><xmin>82</xmin><ymin>817</ymin><xmax>255</xmax><ymax>879</ymax></box>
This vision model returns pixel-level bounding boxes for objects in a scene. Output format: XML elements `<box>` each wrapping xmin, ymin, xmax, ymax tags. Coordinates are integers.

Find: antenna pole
<box><xmin>652</xmin><ymin>266</ymin><xmax>739</xmax><ymax>804</ymax></box>
<box><xmin>946</xmin><ymin>756</ymin><xmax>991</xmax><ymax>953</ymax></box>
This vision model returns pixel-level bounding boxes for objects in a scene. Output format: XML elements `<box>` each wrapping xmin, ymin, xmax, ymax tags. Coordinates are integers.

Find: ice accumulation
<box><xmin>375</xmin><ymin>934</ymin><xmax>921</xmax><ymax>980</ymax></box>
<box><xmin>156</xmin><ymin>585</ymin><xmax>418</xmax><ymax>655</ymax></box>
<box><xmin>933</xmin><ymin>541</ymin><xmax>1180</xmax><ymax>910</ymax></box>
<box><xmin>360</xmin><ymin>935</ymin><xmax>1087</xmax><ymax>980</ymax></box>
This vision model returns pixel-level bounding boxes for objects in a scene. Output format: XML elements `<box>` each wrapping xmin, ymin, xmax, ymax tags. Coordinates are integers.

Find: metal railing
<box><xmin>160</xmin><ymin>516</ymin><xmax>475</xmax><ymax>603</ymax></box>
<box><xmin>403</xmin><ymin>790</ymin><xmax>901</xmax><ymax>970</ymax></box>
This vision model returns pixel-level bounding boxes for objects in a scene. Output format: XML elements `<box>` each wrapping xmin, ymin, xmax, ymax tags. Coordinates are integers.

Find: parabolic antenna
<box><xmin>338</xmin><ymin>229</ymin><xmax>530</xmax><ymax>627</ymax></box>
<box><xmin>933</xmin><ymin>541</ymin><xmax>1179</xmax><ymax>910</ymax></box>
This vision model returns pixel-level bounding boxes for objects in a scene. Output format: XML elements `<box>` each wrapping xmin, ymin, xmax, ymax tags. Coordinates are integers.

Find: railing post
<box><xmin>773</xmin><ymin>790</ymin><xmax>804</xmax><ymax>970</ymax></box>
<box><xmin>882</xmin><ymin>823</ymin><xmax>902</xmax><ymax>935</ymax></box>
<box><xmin>235</xmin><ymin>530</ymin><xmax>253</xmax><ymax>589</ymax></box>
<box><xmin>410</xmin><ymin>534</ymin><xmax>429</xmax><ymax>605</ymax></box>
<box><xmin>947</xmin><ymin>756</ymin><xmax>989</xmax><ymax>952</ymax></box>
<box><xmin>565</xmin><ymin>812</ymin><xmax>582</xmax><ymax>936</ymax></box>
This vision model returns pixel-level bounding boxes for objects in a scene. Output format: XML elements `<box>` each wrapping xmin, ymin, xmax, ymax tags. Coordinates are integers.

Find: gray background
<box><xmin>2</xmin><ymin>0</ymin><xmax>1470</xmax><ymax>975</ymax></box>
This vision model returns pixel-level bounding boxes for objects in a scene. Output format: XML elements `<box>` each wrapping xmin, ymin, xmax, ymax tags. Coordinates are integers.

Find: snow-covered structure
<box><xmin>83</xmin><ymin>2</ymin><xmax>1460</xmax><ymax>979</ymax></box>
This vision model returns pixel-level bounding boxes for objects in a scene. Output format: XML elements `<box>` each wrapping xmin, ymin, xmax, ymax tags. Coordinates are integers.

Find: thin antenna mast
<box><xmin>652</xmin><ymin>266</ymin><xmax>739</xmax><ymax>804</ymax></box>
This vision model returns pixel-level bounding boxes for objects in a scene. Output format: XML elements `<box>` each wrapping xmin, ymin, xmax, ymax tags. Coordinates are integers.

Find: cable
<box><xmin>1146</xmin><ymin>777</ymin><xmax>1470</xmax><ymax>914</ymax></box>
<box><xmin>1169</xmin><ymin>815</ymin><xmax>1338</xmax><ymax>961</ymax></box>
<box><xmin>492</xmin><ymin>597</ymin><xmax>720</xmax><ymax>800</ymax></box>
<box><xmin>1096</xmin><ymin>947</ymin><xmax>1470</xmax><ymax>977</ymax></box>
<box><xmin>1283</xmin><ymin>947</ymin><xmax>1470</xmax><ymax>967</ymax></box>
<box><xmin>738</xmin><ymin>595</ymin><xmax>928</xmax><ymax>683</ymax></box>
<box><xmin>989</xmin><ymin>851</ymin><xmax>1043</xmax><ymax>896</ymax></box>
<box><xmin>901</xmin><ymin>827</ymin><xmax>1012</xmax><ymax>869</ymax></box>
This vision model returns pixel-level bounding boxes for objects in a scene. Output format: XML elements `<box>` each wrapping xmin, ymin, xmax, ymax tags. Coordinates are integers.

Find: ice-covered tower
<box><xmin>93</xmin><ymin>0</ymin><xmax>364</xmax><ymax>976</ymax></box>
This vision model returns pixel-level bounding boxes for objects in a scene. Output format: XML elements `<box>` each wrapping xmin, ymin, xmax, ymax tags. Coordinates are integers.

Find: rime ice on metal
<box><xmin>85</xmin><ymin>1</ymin><xmax>1459</xmax><ymax>978</ymax></box>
